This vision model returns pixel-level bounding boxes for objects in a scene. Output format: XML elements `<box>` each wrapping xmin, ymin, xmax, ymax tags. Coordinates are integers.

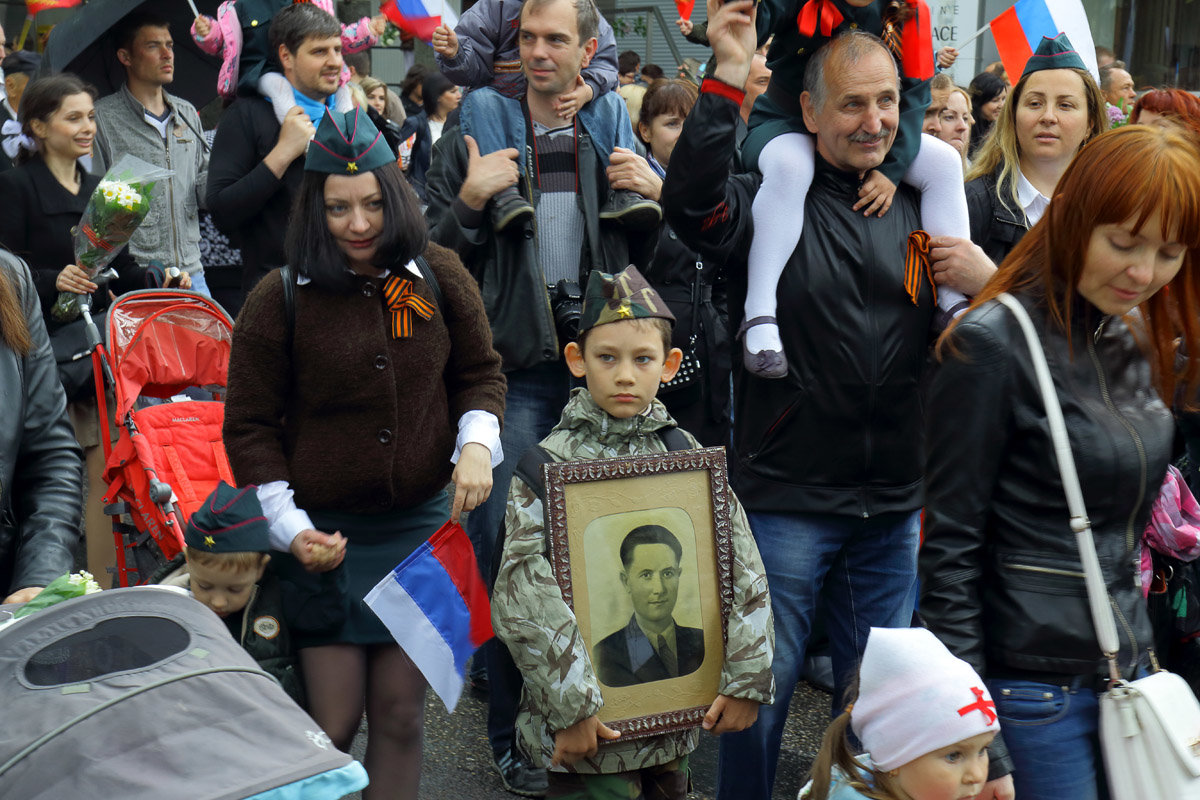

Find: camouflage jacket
<box><xmin>492</xmin><ymin>388</ymin><xmax>775</xmax><ymax>774</ymax></box>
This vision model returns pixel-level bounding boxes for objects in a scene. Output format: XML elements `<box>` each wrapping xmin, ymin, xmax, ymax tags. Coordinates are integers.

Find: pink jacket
<box><xmin>192</xmin><ymin>0</ymin><xmax>377</xmax><ymax>99</ymax></box>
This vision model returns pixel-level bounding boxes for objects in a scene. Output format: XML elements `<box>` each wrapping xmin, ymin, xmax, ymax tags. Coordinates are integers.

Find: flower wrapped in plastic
<box><xmin>51</xmin><ymin>153</ymin><xmax>173</xmax><ymax>322</ymax></box>
<box><xmin>12</xmin><ymin>571</ymin><xmax>103</xmax><ymax>619</ymax></box>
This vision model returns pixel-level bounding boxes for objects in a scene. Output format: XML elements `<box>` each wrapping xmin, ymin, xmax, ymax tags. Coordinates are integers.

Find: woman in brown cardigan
<box><xmin>222</xmin><ymin>108</ymin><xmax>505</xmax><ymax>800</ymax></box>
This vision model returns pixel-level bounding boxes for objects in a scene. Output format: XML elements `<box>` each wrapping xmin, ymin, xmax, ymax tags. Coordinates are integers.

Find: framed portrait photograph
<box><xmin>543</xmin><ymin>446</ymin><xmax>735</xmax><ymax>740</ymax></box>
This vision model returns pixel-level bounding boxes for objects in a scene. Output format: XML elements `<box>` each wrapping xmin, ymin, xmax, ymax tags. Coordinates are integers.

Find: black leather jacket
<box><xmin>921</xmin><ymin>291</ymin><xmax>1168</xmax><ymax>680</ymax></box>
<box><xmin>965</xmin><ymin>169</ymin><xmax>1030</xmax><ymax>267</ymax></box>
<box><xmin>424</xmin><ymin>118</ymin><xmax>655</xmax><ymax>373</ymax></box>
<box><xmin>0</xmin><ymin>251</ymin><xmax>83</xmax><ymax>594</ymax></box>
<box><xmin>663</xmin><ymin>86</ymin><xmax>934</xmax><ymax>515</ymax></box>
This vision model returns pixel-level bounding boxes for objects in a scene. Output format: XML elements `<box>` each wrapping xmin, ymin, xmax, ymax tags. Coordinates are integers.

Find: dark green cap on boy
<box><xmin>580</xmin><ymin>265</ymin><xmax>675</xmax><ymax>333</ymax></box>
<box><xmin>305</xmin><ymin>107</ymin><xmax>396</xmax><ymax>175</ymax></box>
<box><xmin>1020</xmin><ymin>32</ymin><xmax>1088</xmax><ymax>78</ymax></box>
<box><xmin>185</xmin><ymin>481</ymin><xmax>270</xmax><ymax>553</ymax></box>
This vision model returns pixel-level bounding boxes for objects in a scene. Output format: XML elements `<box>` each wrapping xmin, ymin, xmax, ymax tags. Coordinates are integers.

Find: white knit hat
<box><xmin>851</xmin><ymin>627</ymin><xmax>1000</xmax><ymax>771</ymax></box>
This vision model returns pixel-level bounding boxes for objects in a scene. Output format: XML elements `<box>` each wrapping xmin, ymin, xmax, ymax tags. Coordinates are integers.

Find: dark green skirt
<box><xmin>275</xmin><ymin>491</ymin><xmax>450</xmax><ymax>648</ymax></box>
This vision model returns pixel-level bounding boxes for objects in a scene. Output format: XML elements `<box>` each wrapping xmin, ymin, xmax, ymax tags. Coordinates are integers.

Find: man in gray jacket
<box><xmin>94</xmin><ymin>11</ymin><xmax>209</xmax><ymax>295</ymax></box>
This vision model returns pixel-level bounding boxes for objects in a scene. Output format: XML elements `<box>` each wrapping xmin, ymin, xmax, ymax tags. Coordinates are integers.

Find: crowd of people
<box><xmin>1</xmin><ymin>1</ymin><xmax>1199</xmax><ymax>800</ymax></box>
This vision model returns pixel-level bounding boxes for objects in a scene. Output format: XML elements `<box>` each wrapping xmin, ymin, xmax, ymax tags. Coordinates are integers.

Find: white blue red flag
<box><xmin>380</xmin><ymin>0</ymin><xmax>459</xmax><ymax>43</ymax></box>
<box><xmin>989</xmin><ymin>0</ymin><xmax>1098</xmax><ymax>82</ymax></box>
<box><xmin>364</xmin><ymin>520</ymin><xmax>493</xmax><ymax>711</ymax></box>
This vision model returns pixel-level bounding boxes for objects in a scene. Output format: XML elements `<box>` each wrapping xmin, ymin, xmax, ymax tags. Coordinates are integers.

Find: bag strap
<box><xmin>413</xmin><ymin>255</ymin><xmax>445</xmax><ymax>317</ymax></box>
<box><xmin>995</xmin><ymin>293</ymin><xmax>1123</xmax><ymax>667</ymax></box>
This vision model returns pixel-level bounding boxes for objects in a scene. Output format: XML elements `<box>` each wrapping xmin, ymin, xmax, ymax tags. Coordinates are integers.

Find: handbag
<box><xmin>48</xmin><ymin>312</ymin><xmax>104</xmax><ymax>403</ymax></box>
<box><xmin>659</xmin><ymin>264</ymin><xmax>706</xmax><ymax>393</ymax></box>
<box><xmin>996</xmin><ymin>292</ymin><xmax>1200</xmax><ymax>800</ymax></box>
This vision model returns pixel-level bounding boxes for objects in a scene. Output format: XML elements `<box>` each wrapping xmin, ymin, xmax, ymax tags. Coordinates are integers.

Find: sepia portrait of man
<box><xmin>592</xmin><ymin>524</ymin><xmax>705</xmax><ymax>687</ymax></box>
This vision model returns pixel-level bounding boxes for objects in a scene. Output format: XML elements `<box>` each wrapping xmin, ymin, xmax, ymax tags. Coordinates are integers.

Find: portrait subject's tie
<box><xmin>657</xmin><ymin>635</ymin><xmax>678</xmax><ymax>678</ymax></box>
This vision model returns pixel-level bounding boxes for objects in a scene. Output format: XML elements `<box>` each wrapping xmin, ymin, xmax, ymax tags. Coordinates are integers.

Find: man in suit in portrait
<box><xmin>594</xmin><ymin>524</ymin><xmax>705</xmax><ymax>687</ymax></box>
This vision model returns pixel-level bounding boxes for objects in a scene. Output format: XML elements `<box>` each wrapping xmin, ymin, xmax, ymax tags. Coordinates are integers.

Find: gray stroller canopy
<box><xmin>0</xmin><ymin>587</ymin><xmax>361</xmax><ymax>799</ymax></box>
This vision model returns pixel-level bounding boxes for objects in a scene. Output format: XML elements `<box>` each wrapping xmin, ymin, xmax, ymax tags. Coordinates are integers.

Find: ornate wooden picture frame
<box><xmin>544</xmin><ymin>447</ymin><xmax>735</xmax><ymax>739</ymax></box>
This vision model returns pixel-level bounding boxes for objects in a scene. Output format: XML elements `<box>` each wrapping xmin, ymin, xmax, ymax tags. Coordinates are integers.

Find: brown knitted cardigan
<box><xmin>222</xmin><ymin>242</ymin><xmax>506</xmax><ymax>514</ymax></box>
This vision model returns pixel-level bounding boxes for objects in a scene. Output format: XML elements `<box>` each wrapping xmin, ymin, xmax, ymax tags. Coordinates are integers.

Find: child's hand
<box><xmin>432</xmin><ymin>24</ymin><xmax>459</xmax><ymax>58</ymax></box>
<box><xmin>369</xmin><ymin>14</ymin><xmax>388</xmax><ymax>38</ymax></box>
<box><xmin>551</xmin><ymin>716</ymin><xmax>621</xmax><ymax>766</ymax></box>
<box><xmin>676</xmin><ymin>17</ymin><xmax>694</xmax><ymax>36</ymax></box>
<box><xmin>291</xmin><ymin>529</ymin><xmax>347</xmax><ymax>572</ymax></box>
<box><xmin>936</xmin><ymin>46</ymin><xmax>959</xmax><ymax>69</ymax></box>
<box><xmin>703</xmin><ymin>695</ymin><xmax>760</xmax><ymax>733</ymax></box>
<box><xmin>194</xmin><ymin>15</ymin><xmax>212</xmax><ymax>38</ymax></box>
<box><xmin>451</xmin><ymin>442</ymin><xmax>493</xmax><ymax>522</ymax></box>
<box><xmin>606</xmin><ymin>147</ymin><xmax>663</xmax><ymax>202</ymax></box>
<box><xmin>554</xmin><ymin>75</ymin><xmax>594</xmax><ymax>122</ymax></box>
<box><xmin>853</xmin><ymin>170</ymin><xmax>896</xmax><ymax>217</ymax></box>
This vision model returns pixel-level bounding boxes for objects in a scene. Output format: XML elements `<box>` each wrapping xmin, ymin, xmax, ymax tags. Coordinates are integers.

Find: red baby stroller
<box><xmin>88</xmin><ymin>289</ymin><xmax>235</xmax><ymax>586</ymax></box>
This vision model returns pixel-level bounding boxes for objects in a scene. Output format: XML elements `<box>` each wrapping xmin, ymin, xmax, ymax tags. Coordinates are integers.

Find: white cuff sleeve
<box><xmin>256</xmin><ymin>481</ymin><xmax>316</xmax><ymax>552</ymax></box>
<box><xmin>452</xmin><ymin>409</ymin><xmax>503</xmax><ymax>468</ymax></box>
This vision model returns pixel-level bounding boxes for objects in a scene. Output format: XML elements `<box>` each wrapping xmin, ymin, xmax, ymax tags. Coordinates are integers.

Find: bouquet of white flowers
<box><xmin>12</xmin><ymin>571</ymin><xmax>102</xmax><ymax>619</ymax></box>
<box><xmin>52</xmin><ymin>153</ymin><xmax>173</xmax><ymax>322</ymax></box>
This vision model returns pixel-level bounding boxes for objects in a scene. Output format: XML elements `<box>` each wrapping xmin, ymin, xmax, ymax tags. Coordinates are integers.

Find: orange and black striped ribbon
<box><xmin>904</xmin><ymin>230</ymin><xmax>937</xmax><ymax>306</ymax></box>
<box><xmin>881</xmin><ymin>3</ymin><xmax>904</xmax><ymax>64</ymax></box>
<box><xmin>382</xmin><ymin>274</ymin><xmax>436</xmax><ymax>338</ymax></box>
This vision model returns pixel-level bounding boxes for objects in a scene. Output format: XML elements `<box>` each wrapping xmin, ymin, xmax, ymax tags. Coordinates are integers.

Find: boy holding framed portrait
<box><xmin>492</xmin><ymin>266</ymin><xmax>775</xmax><ymax>798</ymax></box>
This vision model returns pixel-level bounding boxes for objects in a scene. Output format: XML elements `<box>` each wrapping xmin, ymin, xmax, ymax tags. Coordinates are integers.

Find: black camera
<box><xmin>551</xmin><ymin>279</ymin><xmax>584</xmax><ymax>343</ymax></box>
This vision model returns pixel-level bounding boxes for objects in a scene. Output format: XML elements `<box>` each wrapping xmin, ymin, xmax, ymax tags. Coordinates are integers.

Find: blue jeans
<box><xmin>466</xmin><ymin>361</ymin><xmax>575</xmax><ymax>758</ymax></box>
<box><xmin>988</xmin><ymin>677</ymin><xmax>1108</xmax><ymax>800</ymax></box>
<box><xmin>188</xmin><ymin>269</ymin><xmax>211</xmax><ymax>298</ymax></box>
<box><xmin>716</xmin><ymin>509</ymin><xmax>921</xmax><ymax>800</ymax></box>
<box><xmin>460</xmin><ymin>86</ymin><xmax>638</xmax><ymax>171</ymax></box>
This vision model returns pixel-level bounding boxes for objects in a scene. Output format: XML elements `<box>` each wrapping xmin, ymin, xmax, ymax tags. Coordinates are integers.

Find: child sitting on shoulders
<box><xmin>431</xmin><ymin>0</ymin><xmax>659</xmax><ymax>231</ymax></box>
<box><xmin>801</xmin><ymin>627</ymin><xmax>999</xmax><ymax>800</ymax></box>
<box><xmin>192</xmin><ymin>0</ymin><xmax>386</xmax><ymax>124</ymax></box>
<box><xmin>154</xmin><ymin>481</ymin><xmax>304</xmax><ymax>706</ymax></box>
<box><xmin>740</xmin><ymin>0</ymin><xmax>970</xmax><ymax>379</ymax></box>
<box><xmin>492</xmin><ymin>266</ymin><xmax>775</xmax><ymax>797</ymax></box>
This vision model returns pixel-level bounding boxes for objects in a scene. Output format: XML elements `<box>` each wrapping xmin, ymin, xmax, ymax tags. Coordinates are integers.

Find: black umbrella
<box><xmin>43</xmin><ymin>0</ymin><xmax>224</xmax><ymax>110</ymax></box>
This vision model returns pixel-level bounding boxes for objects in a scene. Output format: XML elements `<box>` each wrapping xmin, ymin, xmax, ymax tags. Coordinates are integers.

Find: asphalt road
<box><xmin>346</xmin><ymin>677</ymin><xmax>833</xmax><ymax>799</ymax></box>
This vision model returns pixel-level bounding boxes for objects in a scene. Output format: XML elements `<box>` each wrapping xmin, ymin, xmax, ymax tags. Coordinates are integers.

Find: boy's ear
<box><xmin>659</xmin><ymin>347</ymin><xmax>684</xmax><ymax>382</ymax></box>
<box><xmin>255</xmin><ymin>553</ymin><xmax>270</xmax><ymax>581</ymax></box>
<box><xmin>564</xmin><ymin>341</ymin><xmax>587</xmax><ymax>378</ymax></box>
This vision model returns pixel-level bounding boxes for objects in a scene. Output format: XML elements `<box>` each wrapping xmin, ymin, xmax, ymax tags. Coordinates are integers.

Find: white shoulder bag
<box><xmin>996</xmin><ymin>292</ymin><xmax>1200</xmax><ymax>800</ymax></box>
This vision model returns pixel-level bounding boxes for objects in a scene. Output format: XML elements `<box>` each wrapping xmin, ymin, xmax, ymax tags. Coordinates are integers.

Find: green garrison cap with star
<box><xmin>305</xmin><ymin>106</ymin><xmax>396</xmax><ymax>175</ymax></box>
<box><xmin>185</xmin><ymin>481</ymin><xmax>270</xmax><ymax>553</ymax></box>
<box><xmin>1021</xmin><ymin>32</ymin><xmax>1088</xmax><ymax>79</ymax></box>
<box><xmin>580</xmin><ymin>265</ymin><xmax>676</xmax><ymax>333</ymax></box>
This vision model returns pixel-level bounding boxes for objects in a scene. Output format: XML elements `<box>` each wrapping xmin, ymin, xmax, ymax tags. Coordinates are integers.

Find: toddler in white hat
<box><xmin>801</xmin><ymin>627</ymin><xmax>1000</xmax><ymax>800</ymax></box>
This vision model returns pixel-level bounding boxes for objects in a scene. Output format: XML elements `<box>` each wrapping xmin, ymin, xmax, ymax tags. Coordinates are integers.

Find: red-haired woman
<box><xmin>919</xmin><ymin>125</ymin><xmax>1200</xmax><ymax>800</ymax></box>
<box><xmin>1130</xmin><ymin>87</ymin><xmax>1200</xmax><ymax>136</ymax></box>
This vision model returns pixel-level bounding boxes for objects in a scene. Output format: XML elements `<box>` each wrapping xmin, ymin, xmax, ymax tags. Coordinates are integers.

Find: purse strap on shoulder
<box><xmin>995</xmin><ymin>293</ymin><xmax>1123</xmax><ymax>665</ymax></box>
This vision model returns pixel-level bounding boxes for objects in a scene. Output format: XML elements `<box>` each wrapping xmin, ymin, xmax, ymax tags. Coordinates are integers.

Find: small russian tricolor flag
<box><xmin>380</xmin><ymin>0</ymin><xmax>459</xmax><ymax>43</ymax></box>
<box><xmin>989</xmin><ymin>0</ymin><xmax>1098</xmax><ymax>82</ymax></box>
<box><xmin>365</xmin><ymin>520</ymin><xmax>493</xmax><ymax>711</ymax></box>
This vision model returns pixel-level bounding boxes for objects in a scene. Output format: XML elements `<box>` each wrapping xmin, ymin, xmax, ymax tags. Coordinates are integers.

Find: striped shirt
<box><xmin>532</xmin><ymin>120</ymin><xmax>584</xmax><ymax>287</ymax></box>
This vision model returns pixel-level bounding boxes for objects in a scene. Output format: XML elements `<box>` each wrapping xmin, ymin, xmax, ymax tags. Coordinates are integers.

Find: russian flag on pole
<box><xmin>365</xmin><ymin>520</ymin><xmax>493</xmax><ymax>712</ymax></box>
<box><xmin>989</xmin><ymin>0</ymin><xmax>1098</xmax><ymax>83</ymax></box>
<box><xmin>380</xmin><ymin>0</ymin><xmax>459</xmax><ymax>43</ymax></box>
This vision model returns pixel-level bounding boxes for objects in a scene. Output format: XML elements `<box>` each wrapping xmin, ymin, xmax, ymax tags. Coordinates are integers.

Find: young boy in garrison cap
<box><xmin>491</xmin><ymin>266</ymin><xmax>775</xmax><ymax>798</ymax></box>
<box><xmin>154</xmin><ymin>481</ymin><xmax>304</xmax><ymax>705</ymax></box>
